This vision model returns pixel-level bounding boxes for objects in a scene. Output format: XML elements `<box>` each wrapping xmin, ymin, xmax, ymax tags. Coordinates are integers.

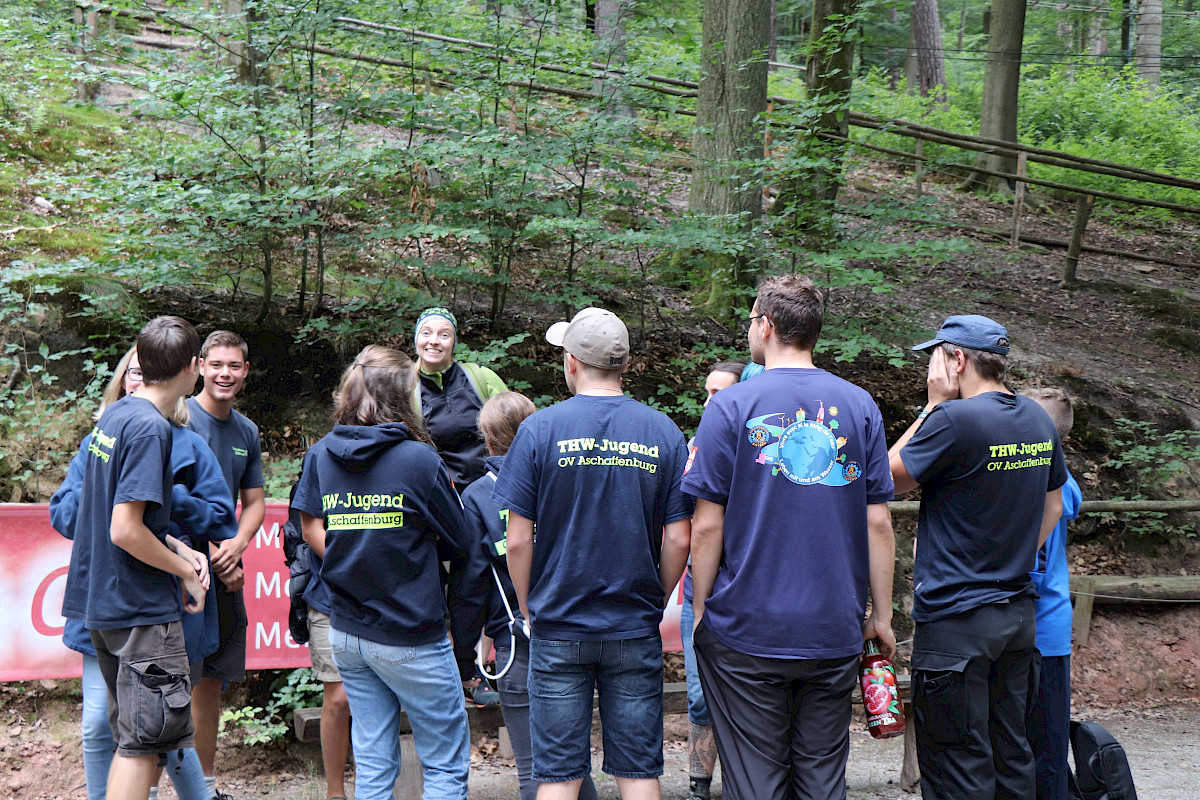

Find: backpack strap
<box><xmin>460</xmin><ymin>362</ymin><xmax>507</xmax><ymax>403</ymax></box>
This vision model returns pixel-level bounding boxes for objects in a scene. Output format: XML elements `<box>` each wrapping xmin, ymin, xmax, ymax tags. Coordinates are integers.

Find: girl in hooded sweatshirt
<box><xmin>291</xmin><ymin>345</ymin><xmax>478</xmax><ymax>800</ymax></box>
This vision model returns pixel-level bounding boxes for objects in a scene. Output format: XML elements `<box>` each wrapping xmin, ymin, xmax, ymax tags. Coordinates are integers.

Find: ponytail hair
<box><xmin>332</xmin><ymin>345</ymin><xmax>432</xmax><ymax>444</ymax></box>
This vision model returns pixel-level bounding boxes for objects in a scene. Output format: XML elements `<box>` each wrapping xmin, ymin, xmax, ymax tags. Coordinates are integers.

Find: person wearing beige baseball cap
<box><xmin>492</xmin><ymin>306</ymin><xmax>693</xmax><ymax>800</ymax></box>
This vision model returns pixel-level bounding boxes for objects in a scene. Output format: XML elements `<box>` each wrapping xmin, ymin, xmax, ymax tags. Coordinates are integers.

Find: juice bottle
<box><xmin>860</xmin><ymin>638</ymin><xmax>905</xmax><ymax>739</ymax></box>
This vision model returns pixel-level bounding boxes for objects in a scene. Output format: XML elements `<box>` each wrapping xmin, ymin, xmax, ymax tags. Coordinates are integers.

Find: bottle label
<box><xmin>861</xmin><ymin>662</ymin><xmax>901</xmax><ymax>723</ymax></box>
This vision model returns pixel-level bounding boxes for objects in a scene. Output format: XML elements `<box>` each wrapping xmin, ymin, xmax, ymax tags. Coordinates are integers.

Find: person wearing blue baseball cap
<box><xmin>888</xmin><ymin>314</ymin><xmax>1069</xmax><ymax>800</ymax></box>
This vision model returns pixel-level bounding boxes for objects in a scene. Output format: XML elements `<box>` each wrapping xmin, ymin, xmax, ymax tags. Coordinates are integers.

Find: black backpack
<box><xmin>282</xmin><ymin>481</ymin><xmax>313</xmax><ymax>646</ymax></box>
<box><xmin>1068</xmin><ymin>720</ymin><xmax>1139</xmax><ymax>800</ymax></box>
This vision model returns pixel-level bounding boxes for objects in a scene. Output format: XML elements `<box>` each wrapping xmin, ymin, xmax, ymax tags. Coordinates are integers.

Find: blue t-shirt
<box><xmin>185</xmin><ymin>397</ymin><xmax>265</xmax><ymax>503</ymax></box>
<box><xmin>491</xmin><ymin>394</ymin><xmax>695</xmax><ymax>641</ymax></box>
<box><xmin>54</xmin><ymin>424</ymin><xmax>236</xmax><ymax>658</ymax></box>
<box><xmin>1033</xmin><ymin>472</ymin><xmax>1081</xmax><ymax>657</ymax></box>
<box><xmin>291</xmin><ymin>423</ymin><xmax>474</xmax><ymax>648</ymax></box>
<box><xmin>62</xmin><ymin>396</ymin><xmax>180</xmax><ymax>629</ymax></box>
<box><xmin>681</xmin><ymin>368</ymin><xmax>894</xmax><ymax>659</ymax></box>
<box><xmin>900</xmin><ymin>392</ymin><xmax>1069</xmax><ymax>622</ymax></box>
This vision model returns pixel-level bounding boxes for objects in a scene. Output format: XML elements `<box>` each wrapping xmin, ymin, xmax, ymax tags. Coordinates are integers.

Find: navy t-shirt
<box><xmin>900</xmin><ymin>391</ymin><xmax>1069</xmax><ymax>622</ymax></box>
<box><xmin>62</xmin><ymin>396</ymin><xmax>181</xmax><ymax>629</ymax></box>
<box><xmin>291</xmin><ymin>423</ymin><xmax>471</xmax><ymax>647</ymax></box>
<box><xmin>491</xmin><ymin>394</ymin><xmax>695</xmax><ymax>641</ymax></box>
<box><xmin>461</xmin><ymin>456</ymin><xmax>522</xmax><ymax>648</ymax></box>
<box><xmin>682</xmin><ymin>368</ymin><xmax>894</xmax><ymax>659</ymax></box>
<box><xmin>185</xmin><ymin>397</ymin><xmax>265</xmax><ymax>502</ymax></box>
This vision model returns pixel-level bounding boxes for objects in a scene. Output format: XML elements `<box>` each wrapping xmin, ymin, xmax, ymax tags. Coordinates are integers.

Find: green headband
<box><xmin>415</xmin><ymin>307</ymin><xmax>457</xmax><ymax>347</ymax></box>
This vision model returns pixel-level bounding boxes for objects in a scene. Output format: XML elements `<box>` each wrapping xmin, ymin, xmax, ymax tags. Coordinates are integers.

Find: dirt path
<box><xmin>128</xmin><ymin>706</ymin><xmax>1196</xmax><ymax>800</ymax></box>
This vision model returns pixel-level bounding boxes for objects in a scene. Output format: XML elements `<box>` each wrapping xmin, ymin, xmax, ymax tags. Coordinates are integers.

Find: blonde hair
<box><xmin>1021</xmin><ymin>387</ymin><xmax>1074</xmax><ymax>440</ymax></box>
<box><xmin>95</xmin><ymin>344</ymin><xmax>189</xmax><ymax>425</ymax></box>
<box><xmin>332</xmin><ymin>345</ymin><xmax>431</xmax><ymax>444</ymax></box>
<box><xmin>478</xmin><ymin>392</ymin><xmax>537</xmax><ymax>456</ymax></box>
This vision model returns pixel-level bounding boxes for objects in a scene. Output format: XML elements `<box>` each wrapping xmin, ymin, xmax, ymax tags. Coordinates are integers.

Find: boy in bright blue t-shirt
<box><xmin>1022</xmin><ymin>388</ymin><xmax>1083</xmax><ymax>800</ymax></box>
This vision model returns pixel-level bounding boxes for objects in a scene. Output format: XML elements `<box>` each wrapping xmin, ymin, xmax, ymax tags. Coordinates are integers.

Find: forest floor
<box><xmin>5</xmin><ymin>681</ymin><xmax>1200</xmax><ymax>798</ymax></box>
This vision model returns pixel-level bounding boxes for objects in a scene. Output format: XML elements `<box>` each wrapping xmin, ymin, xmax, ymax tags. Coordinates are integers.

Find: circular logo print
<box><xmin>747</xmin><ymin>425</ymin><xmax>771</xmax><ymax>447</ymax></box>
<box><xmin>776</xmin><ymin>420</ymin><xmax>838</xmax><ymax>485</ymax></box>
<box><xmin>842</xmin><ymin>461</ymin><xmax>861</xmax><ymax>481</ymax></box>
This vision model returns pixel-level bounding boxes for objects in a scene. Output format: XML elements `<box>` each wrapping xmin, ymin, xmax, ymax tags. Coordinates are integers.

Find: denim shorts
<box><xmin>529</xmin><ymin>634</ymin><xmax>664</xmax><ymax>782</ymax></box>
<box><xmin>92</xmin><ymin>622</ymin><xmax>194</xmax><ymax>757</ymax></box>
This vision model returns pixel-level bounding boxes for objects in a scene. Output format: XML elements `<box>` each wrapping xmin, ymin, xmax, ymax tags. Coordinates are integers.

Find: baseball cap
<box><xmin>913</xmin><ymin>314</ymin><xmax>1010</xmax><ymax>355</ymax></box>
<box><xmin>546</xmin><ymin>307</ymin><xmax>629</xmax><ymax>369</ymax></box>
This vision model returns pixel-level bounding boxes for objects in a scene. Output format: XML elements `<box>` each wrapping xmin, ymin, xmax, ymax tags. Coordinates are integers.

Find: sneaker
<box><xmin>213</xmin><ymin>792</ymin><xmax>235</xmax><ymax>800</ymax></box>
<box><xmin>468</xmin><ymin>681</ymin><xmax>500</xmax><ymax>707</ymax></box>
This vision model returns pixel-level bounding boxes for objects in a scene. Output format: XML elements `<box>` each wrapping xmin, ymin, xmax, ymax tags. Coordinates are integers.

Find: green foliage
<box><xmin>0</xmin><ymin>261</ymin><xmax>110</xmax><ymax>500</ymax></box>
<box><xmin>262</xmin><ymin>455</ymin><xmax>304</xmax><ymax>501</ymax></box>
<box><xmin>1104</xmin><ymin>418</ymin><xmax>1200</xmax><ymax>538</ymax></box>
<box><xmin>1018</xmin><ymin>67</ymin><xmax>1200</xmax><ymax>211</ymax></box>
<box><xmin>221</xmin><ymin>668</ymin><xmax>323</xmax><ymax>746</ymax></box>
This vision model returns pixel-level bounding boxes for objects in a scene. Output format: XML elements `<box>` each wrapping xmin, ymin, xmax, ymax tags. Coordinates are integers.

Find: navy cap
<box><xmin>913</xmin><ymin>314</ymin><xmax>1010</xmax><ymax>355</ymax></box>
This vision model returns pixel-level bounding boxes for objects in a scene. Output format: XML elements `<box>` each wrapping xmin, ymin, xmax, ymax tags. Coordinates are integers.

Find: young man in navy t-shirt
<box><xmin>493</xmin><ymin>307</ymin><xmax>693</xmax><ymax>800</ymax></box>
<box><xmin>184</xmin><ymin>330</ymin><xmax>265</xmax><ymax>800</ymax></box>
<box><xmin>682</xmin><ymin>275</ymin><xmax>896</xmax><ymax>800</ymax></box>
<box><xmin>889</xmin><ymin>315</ymin><xmax>1067</xmax><ymax>800</ymax></box>
<box><xmin>62</xmin><ymin>316</ymin><xmax>209</xmax><ymax>800</ymax></box>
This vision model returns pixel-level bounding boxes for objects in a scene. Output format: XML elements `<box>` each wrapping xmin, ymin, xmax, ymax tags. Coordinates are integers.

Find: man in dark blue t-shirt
<box><xmin>63</xmin><ymin>316</ymin><xmax>209</xmax><ymax>800</ymax></box>
<box><xmin>184</xmin><ymin>330</ymin><xmax>265</xmax><ymax>800</ymax></box>
<box><xmin>493</xmin><ymin>307</ymin><xmax>692</xmax><ymax>800</ymax></box>
<box><xmin>682</xmin><ymin>275</ymin><xmax>896</xmax><ymax>800</ymax></box>
<box><xmin>889</xmin><ymin>314</ymin><xmax>1067</xmax><ymax>800</ymax></box>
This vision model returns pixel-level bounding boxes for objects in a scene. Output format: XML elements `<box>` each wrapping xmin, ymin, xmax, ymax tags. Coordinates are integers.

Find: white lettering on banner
<box><xmin>256</xmin><ymin>521</ymin><xmax>281</xmax><ymax>549</ymax></box>
<box><xmin>256</xmin><ymin>621</ymin><xmax>302</xmax><ymax>650</ymax></box>
<box><xmin>256</xmin><ymin>571</ymin><xmax>283</xmax><ymax>599</ymax></box>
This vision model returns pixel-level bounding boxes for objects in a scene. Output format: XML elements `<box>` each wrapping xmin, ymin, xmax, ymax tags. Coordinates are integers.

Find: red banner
<box><xmin>0</xmin><ymin>504</ymin><xmax>682</xmax><ymax>682</ymax></box>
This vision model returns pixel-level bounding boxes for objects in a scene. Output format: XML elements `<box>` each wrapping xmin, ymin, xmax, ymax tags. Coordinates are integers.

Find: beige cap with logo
<box><xmin>546</xmin><ymin>307</ymin><xmax>629</xmax><ymax>369</ymax></box>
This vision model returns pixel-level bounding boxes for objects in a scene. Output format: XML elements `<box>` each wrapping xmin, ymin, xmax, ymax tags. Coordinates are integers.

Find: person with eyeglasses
<box><xmin>682</xmin><ymin>275</ymin><xmax>896</xmax><ymax>800</ymax></box>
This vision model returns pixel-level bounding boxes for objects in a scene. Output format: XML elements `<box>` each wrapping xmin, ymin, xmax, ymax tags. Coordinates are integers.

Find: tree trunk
<box><xmin>592</xmin><ymin>0</ymin><xmax>631</xmax><ymax>116</ymax></box>
<box><xmin>772</xmin><ymin>0</ymin><xmax>858</xmax><ymax>241</ymax></box>
<box><xmin>690</xmin><ymin>0</ymin><xmax>771</xmax><ymax>315</ymax></box>
<box><xmin>911</xmin><ymin>0</ymin><xmax>947</xmax><ymax>103</ymax></box>
<box><xmin>960</xmin><ymin>0</ymin><xmax>1025</xmax><ymax>192</ymax></box>
<box><xmin>1135</xmin><ymin>0</ymin><xmax>1163</xmax><ymax>85</ymax></box>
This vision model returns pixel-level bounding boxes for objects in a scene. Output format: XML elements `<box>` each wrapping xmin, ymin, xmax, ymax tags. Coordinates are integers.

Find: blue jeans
<box><xmin>679</xmin><ymin>600</ymin><xmax>711</xmax><ymax>726</ymax></box>
<box><xmin>81</xmin><ymin>654</ymin><xmax>210</xmax><ymax>800</ymax></box>
<box><xmin>330</xmin><ymin>629</ymin><xmax>470</xmax><ymax>800</ymax></box>
<box><xmin>529</xmin><ymin>634</ymin><xmax>664</xmax><ymax>782</ymax></box>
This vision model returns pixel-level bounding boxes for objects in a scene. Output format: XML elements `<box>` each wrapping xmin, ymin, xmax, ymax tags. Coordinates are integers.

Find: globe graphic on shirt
<box><xmin>777</xmin><ymin>419</ymin><xmax>838</xmax><ymax>485</ymax></box>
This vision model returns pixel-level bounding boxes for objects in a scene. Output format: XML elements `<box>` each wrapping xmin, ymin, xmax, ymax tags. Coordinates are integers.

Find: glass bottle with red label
<box><xmin>860</xmin><ymin>638</ymin><xmax>905</xmax><ymax>739</ymax></box>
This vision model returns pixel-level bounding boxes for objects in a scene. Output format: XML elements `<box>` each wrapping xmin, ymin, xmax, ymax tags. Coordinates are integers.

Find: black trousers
<box><xmin>912</xmin><ymin>597</ymin><xmax>1040</xmax><ymax>800</ymax></box>
<box><xmin>694</xmin><ymin>617</ymin><xmax>859</xmax><ymax>800</ymax></box>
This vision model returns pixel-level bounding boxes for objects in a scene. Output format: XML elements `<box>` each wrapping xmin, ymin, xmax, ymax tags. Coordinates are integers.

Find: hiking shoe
<box><xmin>213</xmin><ymin>791</ymin><xmax>235</xmax><ymax>800</ymax></box>
<box><xmin>468</xmin><ymin>681</ymin><xmax>500</xmax><ymax>707</ymax></box>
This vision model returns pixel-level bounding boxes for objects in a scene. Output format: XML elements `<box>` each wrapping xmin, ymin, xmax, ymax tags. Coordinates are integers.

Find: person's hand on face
<box><xmin>926</xmin><ymin>346</ymin><xmax>960</xmax><ymax>406</ymax></box>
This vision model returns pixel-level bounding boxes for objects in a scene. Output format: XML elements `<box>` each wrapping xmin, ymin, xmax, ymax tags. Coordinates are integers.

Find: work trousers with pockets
<box><xmin>912</xmin><ymin>597</ymin><xmax>1040</xmax><ymax>800</ymax></box>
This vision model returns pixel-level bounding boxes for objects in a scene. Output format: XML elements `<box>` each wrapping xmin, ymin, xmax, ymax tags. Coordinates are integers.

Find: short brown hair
<box><xmin>1022</xmin><ymin>387</ymin><xmax>1074</xmax><ymax>439</ymax></box>
<box><xmin>201</xmin><ymin>330</ymin><xmax>249</xmax><ymax>360</ymax></box>
<box><xmin>940</xmin><ymin>342</ymin><xmax>1008</xmax><ymax>383</ymax></box>
<box><xmin>709</xmin><ymin>360</ymin><xmax>747</xmax><ymax>381</ymax></box>
<box><xmin>137</xmin><ymin>316</ymin><xmax>200</xmax><ymax>385</ymax></box>
<box><xmin>98</xmin><ymin>345</ymin><xmax>191</xmax><ymax>424</ymax></box>
<box><xmin>478</xmin><ymin>392</ymin><xmax>537</xmax><ymax>456</ymax></box>
<box><xmin>755</xmin><ymin>274</ymin><xmax>824</xmax><ymax>350</ymax></box>
<box><xmin>332</xmin><ymin>345</ymin><xmax>431</xmax><ymax>444</ymax></box>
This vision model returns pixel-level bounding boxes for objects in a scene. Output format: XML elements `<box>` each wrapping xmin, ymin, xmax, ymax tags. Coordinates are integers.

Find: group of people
<box><xmin>55</xmin><ymin>276</ymin><xmax>1080</xmax><ymax>800</ymax></box>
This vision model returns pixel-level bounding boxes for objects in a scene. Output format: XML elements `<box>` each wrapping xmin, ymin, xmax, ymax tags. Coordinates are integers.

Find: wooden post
<box><xmin>900</xmin><ymin>702</ymin><xmax>920</xmax><ymax>792</ymax></box>
<box><xmin>1010</xmin><ymin>151</ymin><xmax>1027</xmax><ymax>247</ymax></box>
<box><xmin>1072</xmin><ymin>577</ymin><xmax>1096</xmax><ymax>648</ymax></box>
<box><xmin>393</xmin><ymin>733</ymin><xmax>424</xmax><ymax>800</ymax></box>
<box><xmin>914</xmin><ymin>137</ymin><xmax>924</xmax><ymax>197</ymax></box>
<box><xmin>1062</xmin><ymin>193</ymin><xmax>1095</xmax><ymax>286</ymax></box>
<box><xmin>73</xmin><ymin>3</ymin><xmax>87</xmax><ymax>101</ymax></box>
